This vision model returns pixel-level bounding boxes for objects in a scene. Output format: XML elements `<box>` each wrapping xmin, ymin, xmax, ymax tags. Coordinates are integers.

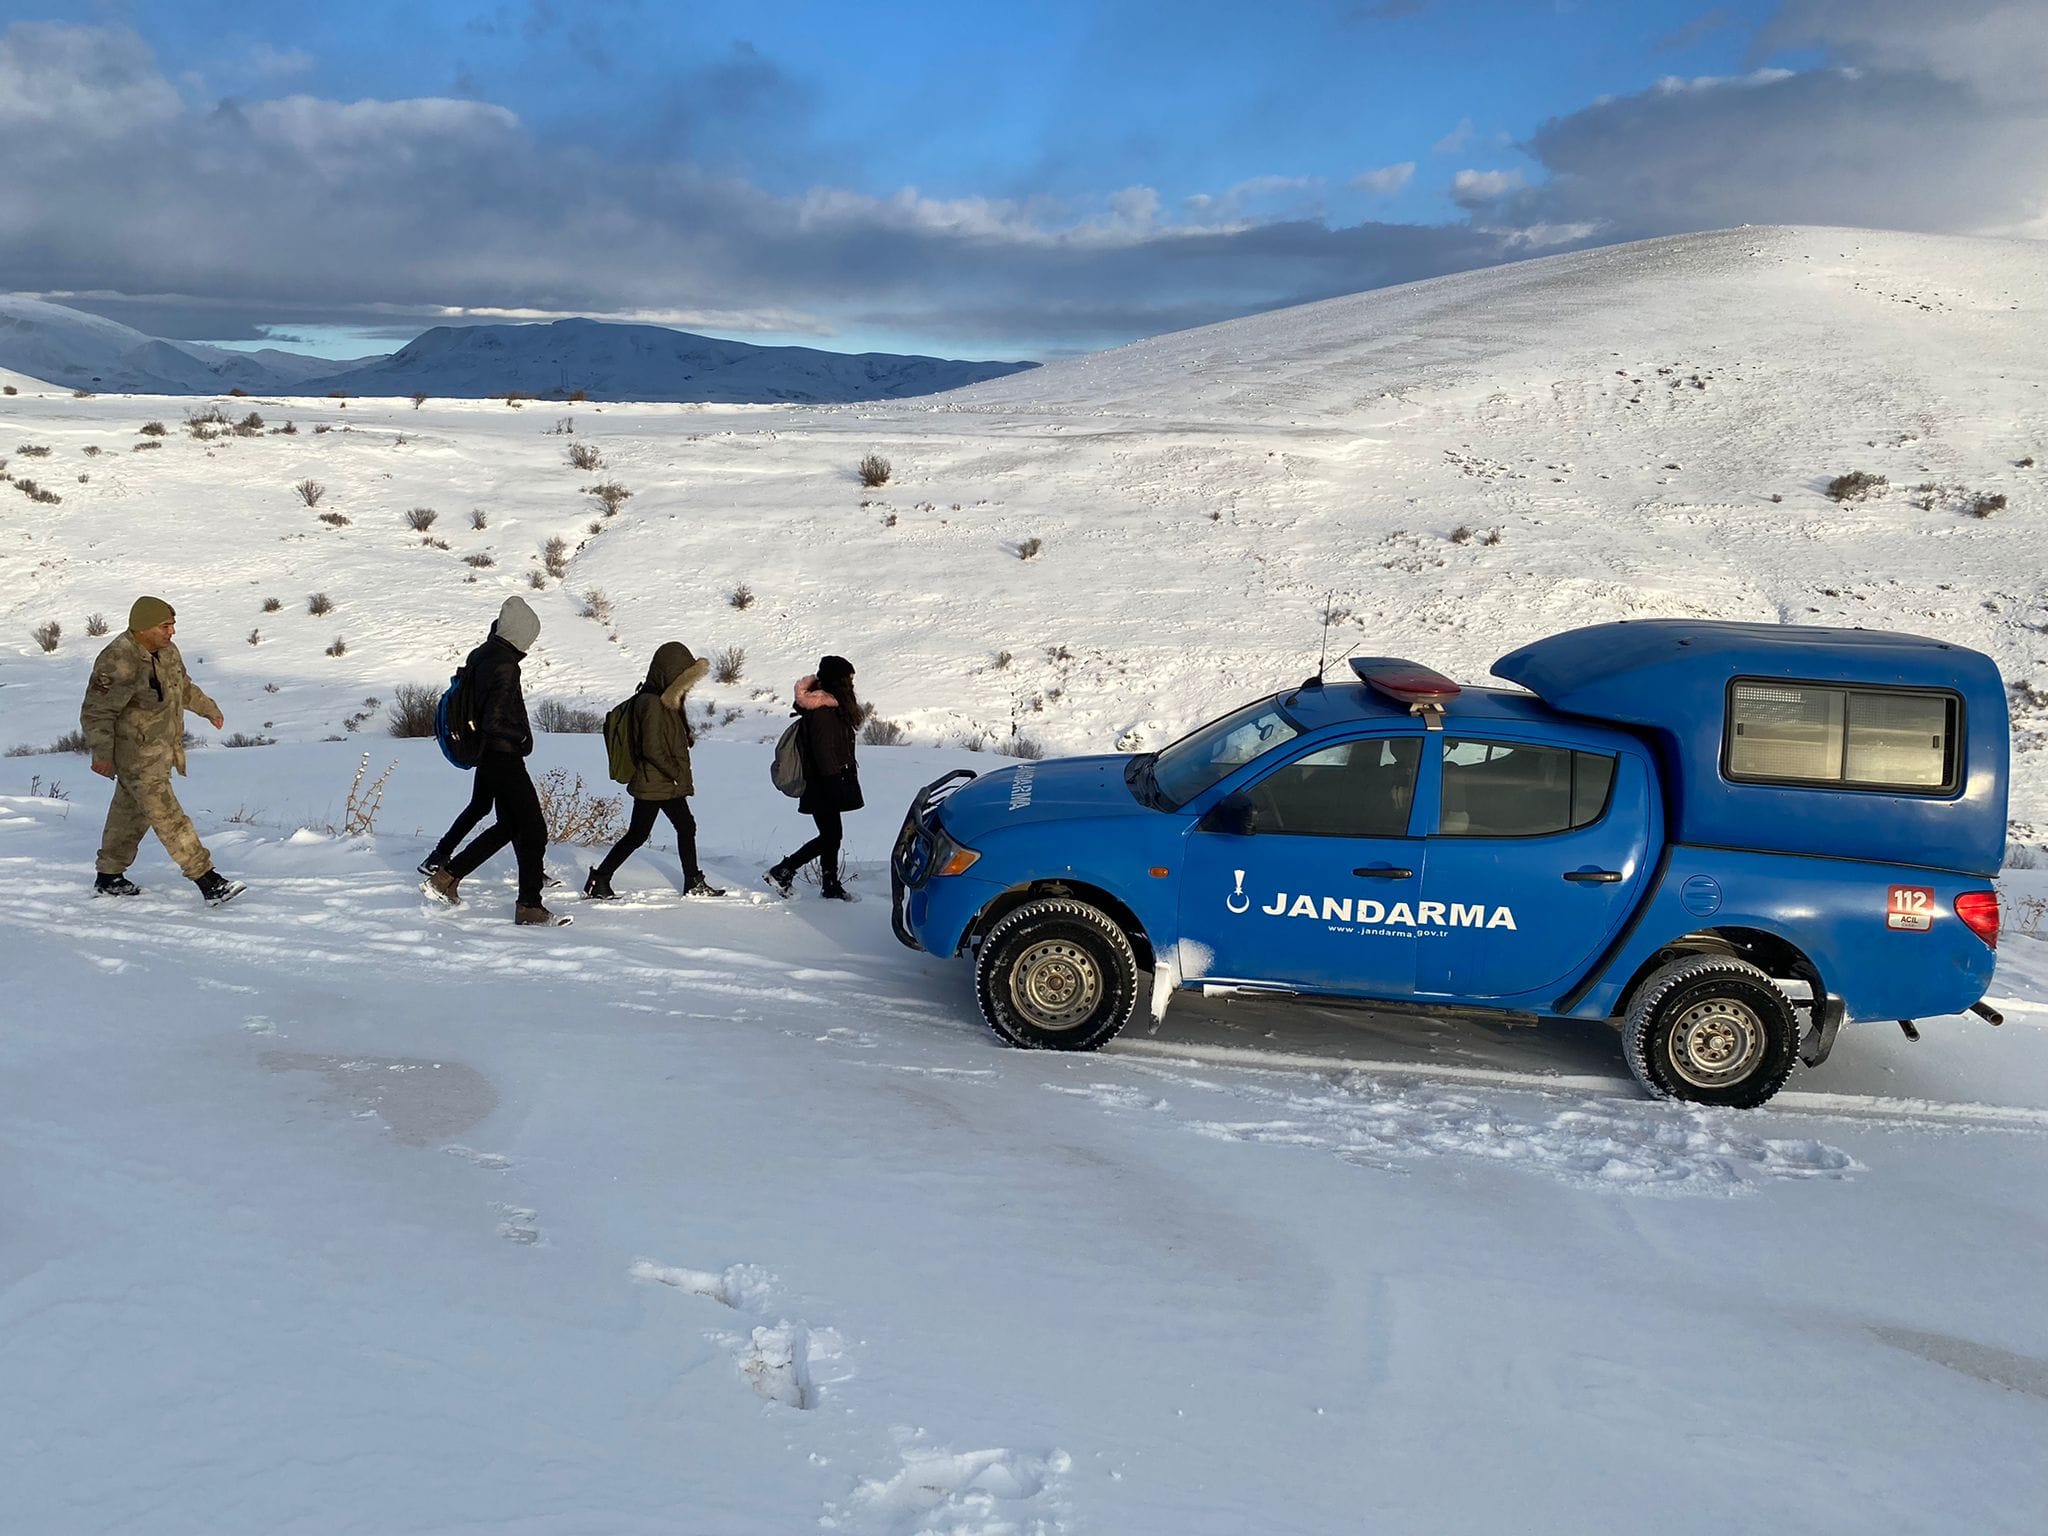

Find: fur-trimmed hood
<box><xmin>649</xmin><ymin>642</ymin><xmax>710</xmax><ymax>710</ymax></box>
<box><xmin>794</xmin><ymin>674</ymin><xmax>840</xmax><ymax>711</ymax></box>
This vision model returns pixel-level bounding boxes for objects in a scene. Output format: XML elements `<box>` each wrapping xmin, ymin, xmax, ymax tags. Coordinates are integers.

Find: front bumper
<box><xmin>890</xmin><ymin>769</ymin><xmax>978</xmax><ymax>951</ymax></box>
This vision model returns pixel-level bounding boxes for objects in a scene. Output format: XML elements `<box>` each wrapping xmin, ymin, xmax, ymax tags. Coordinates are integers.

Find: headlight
<box><xmin>931</xmin><ymin>829</ymin><xmax>981</xmax><ymax>877</ymax></box>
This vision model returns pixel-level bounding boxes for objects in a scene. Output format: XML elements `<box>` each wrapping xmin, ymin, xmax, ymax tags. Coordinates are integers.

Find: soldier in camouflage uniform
<box><xmin>81</xmin><ymin>596</ymin><xmax>245</xmax><ymax>905</ymax></box>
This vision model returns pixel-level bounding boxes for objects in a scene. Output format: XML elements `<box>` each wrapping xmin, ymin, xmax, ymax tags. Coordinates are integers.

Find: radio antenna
<box><xmin>1316</xmin><ymin>592</ymin><xmax>1333</xmax><ymax>680</ymax></box>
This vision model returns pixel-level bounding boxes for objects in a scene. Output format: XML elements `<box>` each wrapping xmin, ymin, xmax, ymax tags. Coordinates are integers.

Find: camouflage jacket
<box><xmin>80</xmin><ymin>633</ymin><xmax>220</xmax><ymax>776</ymax></box>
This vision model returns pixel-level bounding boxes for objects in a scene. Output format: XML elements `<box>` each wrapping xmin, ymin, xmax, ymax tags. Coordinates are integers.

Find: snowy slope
<box><xmin>304</xmin><ymin>316</ymin><xmax>1037</xmax><ymax>403</ymax></box>
<box><xmin>0</xmin><ymin>297</ymin><xmax>345</xmax><ymax>395</ymax></box>
<box><xmin>3</xmin><ymin>225</ymin><xmax>2047</xmax><ymax>1534</ymax></box>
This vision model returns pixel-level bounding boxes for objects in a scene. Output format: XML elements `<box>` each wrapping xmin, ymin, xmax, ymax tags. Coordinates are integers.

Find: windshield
<box><xmin>1150</xmin><ymin>697</ymin><xmax>1302</xmax><ymax>809</ymax></box>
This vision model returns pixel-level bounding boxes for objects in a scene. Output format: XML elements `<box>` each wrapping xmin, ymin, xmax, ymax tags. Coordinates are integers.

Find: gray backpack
<box><xmin>770</xmin><ymin>720</ymin><xmax>806</xmax><ymax>798</ymax></box>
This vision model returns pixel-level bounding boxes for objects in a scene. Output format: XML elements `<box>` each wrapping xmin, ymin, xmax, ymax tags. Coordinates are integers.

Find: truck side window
<box><xmin>1438</xmin><ymin>739</ymin><xmax>1615</xmax><ymax>837</ymax></box>
<box><xmin>1726</xmin><ymin>681</ymin><xmax>1957</xmax><ymax>791</ymax></box>
<box><xmin>1245</xmin><ymin>738</ymin><xmax>1421</xmax><ymax>837</ymax></box>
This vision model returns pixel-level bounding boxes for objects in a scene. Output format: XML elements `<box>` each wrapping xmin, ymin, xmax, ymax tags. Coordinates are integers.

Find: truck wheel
<box><xmin>974</xmin><ymin>897</ymin><xmax>1141</xmax><ymax>1051</ymax></box>
<box><xmin>1623</xmin><ymin>954</ymin><xmax>1799</xmax><ymax>1108</ymax></box>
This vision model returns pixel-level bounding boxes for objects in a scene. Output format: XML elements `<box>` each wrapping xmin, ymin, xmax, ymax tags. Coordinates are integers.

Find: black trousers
<box><xmin>780</xmin><ymin>808</ymin><xmax>843</xmax><ymax>885</ymax></box>
<box><xmin>594</xmin><ymin>795</ymin><xmax>703</xmax><ymax>884</ymax></box>
<box><xmin>427</xmin><ymin>771</ymin><xmax>495</xmax><ymax>864</ymax></box>
<box><xmin>447</xmin><ymin>752</ymin><xmax>546</xmax><ymax>906</ymax></box>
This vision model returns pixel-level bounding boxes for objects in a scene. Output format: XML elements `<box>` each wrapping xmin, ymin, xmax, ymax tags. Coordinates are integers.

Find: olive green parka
<box><xmin>626</xmin><ymin>642</ymin><xmax>710</xmax><ymax>801</ymax></box>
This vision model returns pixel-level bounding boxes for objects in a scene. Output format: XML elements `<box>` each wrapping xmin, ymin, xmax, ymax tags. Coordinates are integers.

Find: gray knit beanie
<box><xmin>496</xmin><ymin>596</ymin><xmax>540</xmax><ymax>654</ymax></box>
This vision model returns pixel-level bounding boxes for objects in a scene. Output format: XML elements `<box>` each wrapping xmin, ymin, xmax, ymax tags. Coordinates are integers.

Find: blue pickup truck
<box><xmin>891</xmin><ymin>620</ymin><xmax>2009</xmax><ymax>1107</ymax></box>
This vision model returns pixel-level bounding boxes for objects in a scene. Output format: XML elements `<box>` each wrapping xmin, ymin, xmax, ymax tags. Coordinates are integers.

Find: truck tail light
<box><xmin>1954</xmin><ymin>890</ymin><xmax>2000</xmax><ymax>950</ymax></box>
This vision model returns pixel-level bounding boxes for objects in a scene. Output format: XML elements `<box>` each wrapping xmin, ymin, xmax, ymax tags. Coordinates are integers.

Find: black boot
<box><xmin>195</xmin><ymin>871</ymin><xmax>246</xmax><ymax>907</ymax></box>
<box><xmin>584</xmin><ymin>867</ymin><xmax>619</xmax><ymax>901</ymax></box>
<box><xmin>819</xmin><ymin>872</ymin><xmax>857</xmax><ymax>902</ymax></box>
<box><xmin>94</xmin><ymin>872</ymin><xmax>141</xmax><ymax>897</ymax></box>
<box><xmin>762</xmin><ymin>864</ymin><xmax>794</xmax><ymax>899</ymax></box>
<box><xmin>684</xmin><ymin>873</ymin><xmax>725</xmax><ymax>897</ymax></box>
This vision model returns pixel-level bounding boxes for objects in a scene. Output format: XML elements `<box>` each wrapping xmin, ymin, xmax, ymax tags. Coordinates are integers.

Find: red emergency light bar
<box><xmin>1349</xmin><ymin>657</ymin><xmax>1461</xmax><ymax>726</ymax></box>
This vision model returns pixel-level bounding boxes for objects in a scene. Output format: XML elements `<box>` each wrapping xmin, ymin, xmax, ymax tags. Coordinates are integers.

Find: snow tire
<box><xmin>1623</xmin><ymin>953</ymin><xmax>1799</xmax><ymax>1109</ymax></box>
<box><xmin>974</xmin><ymin>897</ymin><xmax>1141</xmax><ymax>1052</ymax></box>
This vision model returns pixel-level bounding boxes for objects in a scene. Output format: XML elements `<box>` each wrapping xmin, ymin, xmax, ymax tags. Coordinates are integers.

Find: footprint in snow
<box><xmin>629</xmin><ymin>1259</ymin><xmax>775</xmax><ymax>1312</ymax></box>
<box><xmin>444</xmin><ymin>1144</ymin><xmax>512</xmax><ymax>1170</ymax></box>
<box><xmin>493</xmin><ymin>1204</ymin><xmax>541</xmax><ymax>1244</ymax></box>
<box><xmin>835</xmin><ymin>1444</ymin><xmax>1073</xmax><ymax>1535</ymax></box>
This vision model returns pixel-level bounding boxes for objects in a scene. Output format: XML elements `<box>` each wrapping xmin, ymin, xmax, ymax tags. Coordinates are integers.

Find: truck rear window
<box><xmin>1725</xmin><ymin>681</ymin><xmax>1958</xmax><ymax>792</ymax></box>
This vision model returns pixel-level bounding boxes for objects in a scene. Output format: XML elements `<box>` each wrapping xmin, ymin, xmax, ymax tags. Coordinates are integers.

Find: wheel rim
<box><xmin>1008</xmin><ymin>938</ymin><xmax>1103</xmax><ymax>1032</ymax></box>
<box><xmin>1667</xmin><ymin>997</ymin><xmax>1767</xmax><ymax>1090</ymax></box>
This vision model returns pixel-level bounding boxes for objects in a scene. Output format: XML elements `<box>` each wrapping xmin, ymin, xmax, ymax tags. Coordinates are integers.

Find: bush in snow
<box><xmin>996</xmin><ymin>734</ymin><xmax>1046</xmax><ymax>760</ymax></box>
<box><xmin>542</xmin><ymin>536</ymin><xmax>570</xmax><ymax>578</ymax></box>
<box><xmin>325</xmin><ymin>636</ymin><xmax>347</xmax><ymax>657</ymax></box>
<box><xmin>139</xmin><ymin>421</ymin><xmax>167</xmax><ymax>436</ymax></box>
<box><xmin>1825</xmin><ymin>471</ymin><xmax>1887</xmax><ymax>502</ymax></box>
<box><xmin>535</xmin><ymin>768</ymin><xmax>623</xmax><ymax>845</ymax></box>
<box><xmin>319</xmin><ymin>512</ymin><xmax>350</xmax><ymax>527</ymax></box>
<box><xmin>579</xmin><ymin>589</ymin><xmax>613</xmax><ymax>624</ymax></box>
<box><xmin>728</xmin><ymin>583</ymin><xmax>754</xmax><ymax>610</ymax></box>
<box><xmin>33</xmin><ymin>619</ymin><xmax>60</xmax><ymax>653</ymax></box>
<box><xmin>1965</xmin><ymin>493</ymin><xmax>2008</xmax><ymax>519</ymax></box>
<box><xmin>295</xmin><ymin>479</ymin><xmax>326</xmax><ymax>508</ymax></box>
<box><xmin>528</xmin><ymin>569</ymin><xmax>546</xmax><ymax>590</ymax></box>
<box><xmin>411</xmin><ymin>392</ymin><xmax>428</xmax><ymax>410</ymax></box>
<box><xmin>588</xmin><ymin>481</ymin><xmax>632</xmax><ymax>517</ymax></box>
<box><xmin>262</xmin><ymin>596</ymin><xmax>282</xmax><ymax>613</ymax></box>
<box><xmin>308</xmin><ymin>592</ymin><xmax>334</xmax><ymax>616</ymax></box>
<box><xmin>464</xmin><ymin>552</ymin><xmax>495</xmax><ymax>568</ymax></box>
<box><xmin>861</xmin><ymin>716</ymin><xmax>907</xmax><ymax>746</ymax></box>
<box><xmin>858</xmin><ymin>453</ymin><xmax>891</xmax><ymax>488</ymax></box>
<box><xmin>535</xmin><ymin>699</ymin><xmax>604</xmax><ymax>733</ymax></box>
<box><xmin>387</xmin><ymin>684</ymin><xmax>440</xmax><ymax>738</ymax></box>
<box><xmin>1016</xmin><ymin>537</ymin><xmax>1043</xmax><ymax>560</ymax></box>
<box><xmin>85</xmin><ymin>612</ymin><xmax>109</xmax><ymax>637</ymax></box>
<box><xmin>16</xmin><ymin>444</ymin><xmax>51</xmax><ymax>458</ymax></box>
<box><xmin>248</xmin><ymin>629</ymin><xmax>261</xmax><ymax>647</ymax></box>
<box><xmin>568</xmin><ymin>443</ymin><xmax>602</xmax><ymax>471</ymax></box>
<box><xmin>405</xmin><ymin>506</ymin><xmax>438</xmax><ymax>532</ymax></box>
<box><xmin>713</xmin><ymin>645</ymin><xmax>746</xmax><ymax>685</ymax></box>
<box><xmin>222</xmin><ymin>733</ymin><xmax>275</xmax><ymax>748</ymax></box>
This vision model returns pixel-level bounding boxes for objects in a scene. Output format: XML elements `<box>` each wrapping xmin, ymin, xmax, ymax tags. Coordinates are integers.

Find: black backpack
<box><xmin>435</xmin><ymin>666</ymin><xmax>484</xmax><ymax>768</ymax></box>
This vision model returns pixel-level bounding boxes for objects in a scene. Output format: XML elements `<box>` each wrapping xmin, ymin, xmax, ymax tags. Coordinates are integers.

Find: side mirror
<box><xmin>1202</xmin><ymin>790</ymin><xmax>1257</xmax><ymax>837</ymax></box>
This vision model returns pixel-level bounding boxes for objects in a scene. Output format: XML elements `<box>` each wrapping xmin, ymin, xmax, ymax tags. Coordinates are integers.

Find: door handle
<box><xmin>1563</xmin><ymin>868</ymin><xmax>1623</xmax><ymax>884</ymax></box>
<box><xmin>1353</xmin><ymin>865</ymin><xmax>1414</xmax><ymax>879</ymax></box>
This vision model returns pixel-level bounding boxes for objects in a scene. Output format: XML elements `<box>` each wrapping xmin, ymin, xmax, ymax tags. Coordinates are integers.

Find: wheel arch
<box><xmin>961</xmin><ymin>879</ymin><xmax>1155</xmax><ymax>972</ymax></box>
<box><xmin>1610</xmin><ymin>925</ymin><xmax>1824</xmax><ymax>1017</ymax></box>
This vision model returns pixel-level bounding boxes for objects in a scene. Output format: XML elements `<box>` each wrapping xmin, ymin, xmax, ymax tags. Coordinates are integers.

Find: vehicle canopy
<box><xmin>1493</xmin><ymin>620</ymin><xmax>2007</xmax><ymax>875</ymax></box>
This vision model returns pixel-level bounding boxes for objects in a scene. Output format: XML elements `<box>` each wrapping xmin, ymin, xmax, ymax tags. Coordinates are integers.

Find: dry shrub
<box><xmin>295</xmin><ymin>478</ymin><xmax>325</xmax><ymax>507</ymax></box>
<box><xmin>535</xmin><ymin>698</ymin><xmax>603</xmax><ymax>733</ymax></box>
<box><xmin>262</xmin><ymin>596</ymin><xmax>282</xmax><ymax>613</ymax></box>
<box><xmin>1966</xmin><ymin>493</ymin><xmax>2008</xmax><ymax>519</ymax></box>
<box><xmin>33</xmin><ymin>619</ymin><xmax>61</xmax><ymax>653</ymax></box>
<box><xmin>579</xmin><ymin>588</ymin><xmax>613</xmax><ymax>624</ymax></box>
<box><xmin>464</xmin><ymin>552</ymin><xmax>495</xmax><ymax>568</ymax></box>
<box><xmin>470</xmin><ymin>508</ymin><xmax>488</xmax><ymax>529</ymax></box>
<box><xmin>996</xmin><ymin>735</ymin><xmax>1046</xmax><ymax>760</ymax></box>
<box><xmin>1016</xmin><ymin>536</ymin><xmax>1043</xmax><ymax>560</ymax></box>
<box><xmin>340</xmin><ymin>754</ymin><xmax>396</xmax><ymax>836</ymax></box>
<box><xmin>388</xmin><ymin>683</ymin><xmax>439</xmax><ymax>737</ymax></box>
<box><xmin>16</xmin><ymin>444</ymin><xmax>51</xmax><ymax>458</ymax></box>
<box><xmin>248</xmin><ymin>629</ymin><xmax>261</xmax><ymax>647</ymax></box>
<box><xmin>568</xmin><ymin>442</ymin><xmax>602</xmax><ymax>471</ymax></box>
<box><xmin>536</xmin><ymin>768</ymin><xmax>623</xmax><ymax>845</ymax></box>
<box><xmin>326</xmin><ymin>636</ymin><xmax>348</xmax><ymax>657</ymax></box>
<box><xmin>319</xmin><ymin>512</ymin><xmax>350</xmax><ymax>527</ymax></box>
<box><xmin>308</xmin><ymin>592</ymin><xmax>335</xmax><ymax>615</ymax></box>
<box><xmin>589</xmin><ymin>480</ymin><xmax>632</xmax><ymax>516</ymax></box>
<box><xmin>713</xmin><ymin>645</ymin><xmax>745</xmax><ymax>684</ymax></box>
<box><xmin>133</xmin><ymin>441</ymin><xmax>162</xmax><ymax>452</ymax></box>
<box><xmin>222</xmin><ymin>732</ymin><xmax>275</xmax><ymax>748</ymax></box>
<box><xmin>139</xmin><ymin>421</ymin><xmax>167</xmax><ymax>436</ymax></box>
<box><xmin>861</xmin><ymin>716</ymin><xmax>907</xmax><ymax>746</ymax></box>
<box><xmin>729</xmin><ymin>583</ymin><xmax>755</xmax><ymax>610</ymax></box>
<box><xmin>411</xmin><ymin>392</ymin><xmax>428</xmax><ymax>409</ymax></box>
<box><xmin>858</xmin><ymin>453</ymin><xmax>891</xmax><ymax>488</ymax></box>
<box><xmin>1825</xmin><ymin>471</ymin><xmax>1886</xmax><ymax>502</ymax></box>
<box><xmin>85</xmin><ymin>612</ymin><xmax>109</xmax><ymax>636</ymax></box>
<box><xmin>405</xmin><ymin>506</ymin><xmax>438</xmax><ymax>531</ymax></box>
<box><xmin>528</xmin><ymin>569</ymin><xmax>547</xmax><ymax>590</ymax></box>
<box><xmin>543</xmin><ymin>535</ymin><xmax>569</xmax><ymax>578</ymax></box>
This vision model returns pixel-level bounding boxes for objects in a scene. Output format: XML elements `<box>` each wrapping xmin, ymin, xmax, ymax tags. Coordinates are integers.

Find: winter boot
<box><xmin>424</xmin><ymin>869</ymin><xmax>462</xmax><ymax>905</ymax></box>
<box><xmin>684</xmin><ymin>873</ymin><xmax>726</xmax><ymax>898</ymax></box>
<box><xmin>94</xmin><ymin>872</ymin><xmax>142</xmax><ymax>897</ymax></box>
<box><xmin>417</xmin><ymin>854</ymin><xmax>449</xmax><ymax>878</ymax></box>
<box><xmin>819</xmin><ymin>876</ymin><xmax>858</xmax><ymax>903</ymax></box>
<box><xmin>584</xmin><ymin>867</ymin><xmax>619</xmax><ymax>901</ymax></box>
<box><xmin>195</xmin><ymin>871</ymin><xmax>246</xmax><ymax>907</ymax></box>
<box><xmin>762</xmin><ymin>864</ymin><xmax>794</xmax><ymax>899</ymax></box>
<box><xmin>515</xmin><ymin>903</ymin><xmax>572</xmax><ymax>927</ymax></box>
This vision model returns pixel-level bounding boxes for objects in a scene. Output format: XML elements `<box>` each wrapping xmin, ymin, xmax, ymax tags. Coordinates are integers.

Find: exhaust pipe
<box><xmin>1971</xmin><ymin>1000</ymin><xmax>2005</xmax><ymax>1027</ymax></box>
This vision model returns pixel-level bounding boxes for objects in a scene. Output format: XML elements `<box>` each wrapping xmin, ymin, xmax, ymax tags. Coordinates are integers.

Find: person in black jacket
<box><xmin>764</xmin><ymin>654</ymin><xmax>863</xmax><ymax>901</ymax></box>
<box><xmin>423</xmin><ymin>597</ymin><xmax>566</xmax><ymax>925</ymax></box>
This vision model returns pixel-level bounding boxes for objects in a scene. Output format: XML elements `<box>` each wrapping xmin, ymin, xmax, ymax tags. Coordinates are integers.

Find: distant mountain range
<box><xmin>0</xmin><ymin>298</ymin><xmax>1036</xmax><ymax>403</ymax></box>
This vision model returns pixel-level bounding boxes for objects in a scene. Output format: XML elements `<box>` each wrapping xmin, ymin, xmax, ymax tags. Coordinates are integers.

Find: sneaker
<box><xmin>417</xmin><ymin>855</ymin><xmax>447</xmax><ymax>878</ymax></box>
<box><xmin>95</xmin><ymin>872</ymin><xmax>142</xmax><ymax>897</ymax></box>
<box><xmin>684</xmin><ymin>875</ymin><xmax>726</xmax><ymax>898</ymax></box>
<box><xmin>424</xmin><ymin>869</ymin><xmax>462</xmax><ymax>905</ymax></box>
<box><xmin>515</xmin><ymin>903</ymin><xmax>572</xmax><ymax>927</ymax></box>
<box><xmin>762</xmin><ymin>865</ymin><xmax>794</xmax><ymax>899</ymax></box>
<box><xmin>194</xmin><ymin>871</ymin><xmax>246</xmax><ymax>907</ymax></box>
<box><xmin>584</xmin><ymin>867</ymin><xmax>619</xmax><ymax>901</ymax></box>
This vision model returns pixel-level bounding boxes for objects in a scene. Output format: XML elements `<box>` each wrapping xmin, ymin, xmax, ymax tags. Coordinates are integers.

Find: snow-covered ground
<box><xmin>4</xmin><ymin>226</ymin><xmax>2047</xmax><ymax>1533</ymax></box>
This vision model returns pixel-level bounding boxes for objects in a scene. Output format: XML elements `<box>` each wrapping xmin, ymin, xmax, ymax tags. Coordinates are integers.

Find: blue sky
<box><xmin>0</xmin><ymin>2</ymin><xmax>2039</xmax><ymax>359</ymax></box>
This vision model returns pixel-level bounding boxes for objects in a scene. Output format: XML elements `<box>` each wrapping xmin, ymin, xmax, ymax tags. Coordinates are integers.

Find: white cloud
<box><xmin>1433</xmin><ymin>117</ymin><xmax>1475</xmax><ymax>154</ymax></box>
<box><xmin>1351</xmin><ymin>161</ymin><xmax>1416</xmax><ymax>196</ymax></box>
<box><xmin>1449</xmin><ymin>169</ymin><xmax>1526</xmax><ymax>207</ymax></box>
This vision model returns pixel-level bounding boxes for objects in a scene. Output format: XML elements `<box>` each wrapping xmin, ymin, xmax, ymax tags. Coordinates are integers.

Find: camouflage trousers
<box><xmin>97</xmin><ymin>772</ymin><xmax>212</xmax><ymax>880</ymax></box>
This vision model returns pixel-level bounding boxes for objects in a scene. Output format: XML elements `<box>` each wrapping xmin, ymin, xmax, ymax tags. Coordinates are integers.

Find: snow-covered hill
<box><xmin>4</xmin><ymin>225</ymin><xmax>2047</xmax><ymax>1535</ymax></box>
<box><xmin>301</xmin><ymin>316</ymin><xmax>1036</xmax><ymax>403</ymax></box>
